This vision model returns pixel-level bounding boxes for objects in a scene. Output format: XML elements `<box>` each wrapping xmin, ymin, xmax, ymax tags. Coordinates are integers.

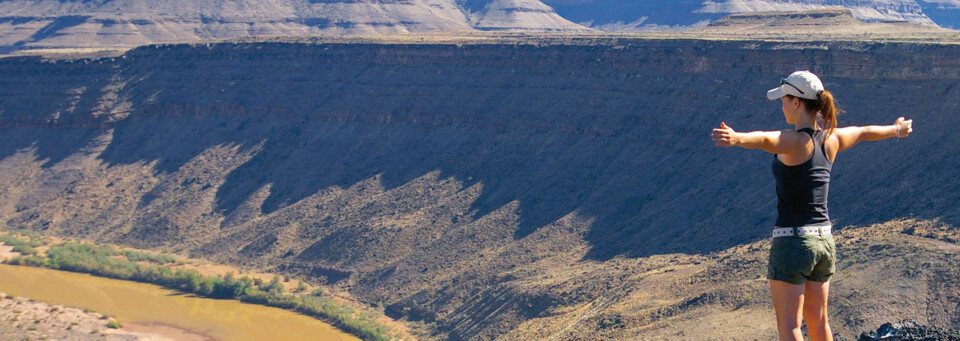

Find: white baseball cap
<box><xmin>767</xmin><ymin>70</ymin><xmax>824</xmax><ymax>100</ymax></box>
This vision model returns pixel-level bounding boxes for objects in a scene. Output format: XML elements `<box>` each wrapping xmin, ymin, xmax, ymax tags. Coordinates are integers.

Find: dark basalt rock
<box><xmin>859</xmin><ymin>320</ymin><xmax>960</xmax><ymax>341</ymax></box>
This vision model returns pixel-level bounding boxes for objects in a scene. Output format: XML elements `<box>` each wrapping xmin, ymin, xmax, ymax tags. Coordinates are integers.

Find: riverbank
<box><xmin>0</xmin><ymin>291</ymin><xmax>206</xmax><ymax>340</ymax></box>
<box><xmin>0</xmin><ymin>264</ymin><xmax>360</xmax><ymax>340</ymax></box>
<box><xmin>0</xmin><ymin>232</ymin><xmax>400</xmax><ymax>341</ymax></box>
<box><xmin>0</xmin><ymin>243</ymin><xmax>15</xmax><ymax>261</ymax></box>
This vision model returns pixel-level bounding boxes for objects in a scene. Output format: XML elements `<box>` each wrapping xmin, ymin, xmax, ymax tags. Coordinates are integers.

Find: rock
<box><xmin>858</xmin><ymin>320</ymin><xmax>960</xmax><ymax>341</ymax></box>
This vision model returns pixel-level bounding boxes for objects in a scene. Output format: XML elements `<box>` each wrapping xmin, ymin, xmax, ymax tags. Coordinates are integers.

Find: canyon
<box><xmin>2</xmin><ymin>37</ymin><xmax>960</xmax><ymax>339</ymax></box>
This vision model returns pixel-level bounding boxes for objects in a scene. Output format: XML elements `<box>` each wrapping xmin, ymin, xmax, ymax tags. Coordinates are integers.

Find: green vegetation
<box><xmin>106</xmin><ymin>320</ymin><xmax>122</xmax><ymax>329</ymax></box>
<box><xmin>0</xmin><ymin>232</ymin><xmax>45</xmax><ymax>255</ymax></box>
<box><xmin>3</xmin><ymin>241</ymin><xmax>395</xmax><ymax>341</ymax></box>
<box><xmin>261</xmin><ymin>275</ymin><xmax>285</xmax><ymax>295</ymax></box>
<box><xmin>297</xmin><ymin>280</ymin><xmax>308</xmax><ymax>292</ymax></box>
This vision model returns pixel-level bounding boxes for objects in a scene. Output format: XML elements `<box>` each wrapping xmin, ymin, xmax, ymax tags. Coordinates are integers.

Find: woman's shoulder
<box><xmin>779</xmin><ymin>129</ymin><xmax>814</xmax><ymax>143</ymax></box>
<box><xmin>823</xmin><ymin>131</ymin><xmax>840</xmax><ymax>162</ymax></box>
<box><xmin>774</xmin><ymin>129</ymin><xmax>816</xmax><ymax>164</ymax></box>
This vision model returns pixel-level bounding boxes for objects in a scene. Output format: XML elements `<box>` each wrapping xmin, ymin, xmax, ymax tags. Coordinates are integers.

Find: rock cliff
<box><xmin>2</xmin><ymin>38</ymin><xmax>959</xmax><ymax>339</ymax></box>
<box><xmin>0</xmin><ymin>0</ymin><xmax>585</xmax><ymax>54</ymax></box>
<box><xmin>4</xmin><ymin>0</ymin><xmax>960</xmax><ymax>55</ymax></box>
<box><xmin>545</xmin><ymin>0</ymin><xmax>960</xmax><ymax>29</ymax></box>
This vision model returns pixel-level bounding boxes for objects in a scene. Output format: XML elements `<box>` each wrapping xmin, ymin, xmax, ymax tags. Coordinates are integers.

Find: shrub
<box><xmin>208</xmin><ymin>272</ymin><xmax>249</xmax><ymax>299</ymax></box>
<box><xmin>106</xmin><ymin>320</ymin><xmax>122</xmax><ymax>329</ymax></box>
<box><xmin>0</xmin><ymin>234</ymin><xmax>43</xmax><ymax>255</ymax></box>
<box><xmin>7</xmin><ymin>255</ymin><xmax>48</xmax><ymax>267</ymax></box>
<box><xmin>239</xmin><ymin>287</ymin><xmax>270</xmax><ymax>305</ymax></box>
<box><xmin>197</xmin><ymin>279</ymin><xmax>215</xmax><ymax>296</ymax></box>
<box><xmin>185</xmin><ymin>270</ymin><xmax>203</xmax><ymax>292</ymax></box>
<box><xmin>260</xmin><ymin>275</ymin><xmax>284</xmax><ymax>295</ymax></box>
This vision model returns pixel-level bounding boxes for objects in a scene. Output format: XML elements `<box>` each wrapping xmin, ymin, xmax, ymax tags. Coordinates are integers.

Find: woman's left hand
<box><xmin>894</xmin><ymin>117</ymin><xmax>913</xmax><ymax>138</ymax></box>
<box><xmin>712</xmin><ymin>122</ymin><xmax>738</xmax><ymax>147</ymax></box>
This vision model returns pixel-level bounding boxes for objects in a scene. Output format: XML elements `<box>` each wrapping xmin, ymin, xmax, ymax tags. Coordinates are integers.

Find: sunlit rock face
<box><xmin>0</xmin><ymin>0</ymin><xmax>471</xmax><ymax>50</ymax></box>
<box><xmin>4</xmin><ymin>0</ymin><xmax>960</xmax><ymax>54</ymax></box>
<box><xmin>541</xmin><ymin>0</ymin><xmax>960</xmax><ymax>30</ymax></box>
<box><xmin>0</xmin><ymin>0</ymin><xmax>592</xmax><ymax>54</ymax></box>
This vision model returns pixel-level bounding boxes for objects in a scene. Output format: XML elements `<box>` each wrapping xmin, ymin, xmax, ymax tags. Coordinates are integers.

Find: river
<box><xmin>0</xmin><ymin>264</ymin><xmax>360</xmax><ymax>340</ymax></box>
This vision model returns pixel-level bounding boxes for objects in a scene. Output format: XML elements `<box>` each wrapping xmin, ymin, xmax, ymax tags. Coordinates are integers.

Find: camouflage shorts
<box><xmin>767</xmin><ymin>232</ymin><xmax>836</xmax><ymax>285</ymax></box>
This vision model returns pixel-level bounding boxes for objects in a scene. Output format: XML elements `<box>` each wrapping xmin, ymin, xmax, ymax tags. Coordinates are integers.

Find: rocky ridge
<box><xmin>708</xmin><ymin>8</ymin><xmax>866</xmax><ymax>27</ymax></box>
<box><xmin>0</xmin><ymin>0</ymin><xmax>585</xmax><ymax>55</ymax></box>
<box><xmin>543</xmin><ymin>0</ymin><xmax>960</xmax><ymax>30</ymax></box>
<box><xmin>697</xmin><ymin>7</ymin><xmax>952</xmax><ymax>38</ymax></box>
<box><xmin>3</xmin><ymin>1</ymin><xmax>960</xmax><ymax>55</ymax></box>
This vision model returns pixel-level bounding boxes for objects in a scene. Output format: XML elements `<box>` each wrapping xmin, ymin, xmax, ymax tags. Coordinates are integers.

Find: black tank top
<box><xmin>772</xmin><ymin>128</ymin><xmax>832</xmax><ymax>227</ymax></box>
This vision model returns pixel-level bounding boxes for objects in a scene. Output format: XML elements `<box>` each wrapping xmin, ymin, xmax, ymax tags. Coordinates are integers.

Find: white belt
<box><xmin>772</xmin><ymin>224</ymin><xmax>831</xmax><ymax>238</ymax></box>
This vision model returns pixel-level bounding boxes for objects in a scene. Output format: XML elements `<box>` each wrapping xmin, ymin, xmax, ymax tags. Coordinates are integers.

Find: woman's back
<box><xmin>773</xmin><ymin>128</ymin><xmax>832</xmax><ymax>227</ymax></box>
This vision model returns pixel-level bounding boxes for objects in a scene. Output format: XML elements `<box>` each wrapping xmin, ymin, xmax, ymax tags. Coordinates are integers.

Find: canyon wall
<box><xmin>1</xmin><ymin>39</ymin><xmax>959</xmax><ymax>339</ymax></box>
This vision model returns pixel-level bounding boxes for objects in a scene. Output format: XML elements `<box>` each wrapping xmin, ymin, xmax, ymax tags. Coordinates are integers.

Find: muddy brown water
<box><xmin>0</xmin><ymin>264</ymin><xmax>359</xmax><ymax>340</ymax></box>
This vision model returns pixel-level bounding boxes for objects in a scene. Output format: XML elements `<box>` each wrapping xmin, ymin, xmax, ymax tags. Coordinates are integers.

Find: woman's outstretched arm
<box><xmin>711</xmin><ymin>122</ymin><xmax>805</xmax><ymax>155</ymax></box>
<box><xmin>834</xmin><ymin>117</ymin><xmax>913</xmax><ymax>152</ymax></box>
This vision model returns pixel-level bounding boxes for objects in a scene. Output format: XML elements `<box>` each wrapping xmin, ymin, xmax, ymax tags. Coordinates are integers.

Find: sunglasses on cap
<box><xmin>781</xmin><ymin>78</ymin><xmax>805</xmax><ymax>95</ymax></box>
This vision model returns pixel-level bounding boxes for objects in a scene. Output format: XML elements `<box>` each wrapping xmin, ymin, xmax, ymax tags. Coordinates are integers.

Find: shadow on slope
<box><xmin>0</xmin><ymin>57</ymin><xmax>114</xmax><ymax>167</ymax></box>
<box><xmin>84</xmin><ymin>42</ymin><xmax>791</xmax><ymax>260</ymax></box>
<box><xmin>6</xmin><ymin>42</ymin><xmax>960</xmax><ymax>264</ymax></box>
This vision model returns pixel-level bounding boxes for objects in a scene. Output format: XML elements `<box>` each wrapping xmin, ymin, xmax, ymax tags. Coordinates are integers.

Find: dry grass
<box><xmin>496</xmin><ymin>219</ymin><xmax>960</xmax><ymax>340</ymax></box>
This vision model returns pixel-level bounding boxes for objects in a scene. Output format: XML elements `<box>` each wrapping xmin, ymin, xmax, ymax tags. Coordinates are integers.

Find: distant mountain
<box><xmin>0</xmin><ymin>0</ymin><xmax>586</xmax><ymax>53</ymax></box>
<box><xmin>2</xmin><ymin>0</ymin><xmax>959</xmax><ymax>53</ymax></box>
<box><xmin>459</xmin><ymin>0</ymin><xmax>585</xmax><ymax>31</ymax></box>
<box><xmin>543</xmin><ymin>0</ymin><xmax>960</xmax><ymax>30</ymax></box>
<box><xmin>698</xmin><ymin>7</ymin><xmax>950</xmax><ymax>37</ymax></box>
<box><xmin>0</xmin><ymin>0</ymin><xmax>469</xmax><ymax>52</ymax></box>
<box><xmin>539</xmin><ymin>0</ymin><xmax>724</xmax><ymax>29</ymax></box>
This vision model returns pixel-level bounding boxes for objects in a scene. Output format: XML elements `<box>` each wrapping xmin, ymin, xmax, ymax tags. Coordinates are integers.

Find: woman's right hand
<box><xmin>895</xmin><ymin>117</ymin><xmax>913</xmax><ymax>138</ymax></box>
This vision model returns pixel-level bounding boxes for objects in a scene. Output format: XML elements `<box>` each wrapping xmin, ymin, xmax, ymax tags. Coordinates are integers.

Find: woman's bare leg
<box><xmin>770</xmin><ymin>279</ymin><xmax>806</xmax><ymax>341</ymax></box>
<box><xmin>803</xmin><ymin>280</ymin><xmax>833</xmax><ymax>341</ymax></box>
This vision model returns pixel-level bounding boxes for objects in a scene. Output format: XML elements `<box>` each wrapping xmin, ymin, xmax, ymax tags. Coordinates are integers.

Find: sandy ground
<box><xmin>123</xmin><ymin>322</ymin><xmax>211</xmax><ymax>341</ymax></box>
<box><xmin>0</xmin><ymin>292</ymin><xmax>210</xmax><ymax>341</ymax></box>
<box><xmin>0</xmin><ymin>243</ymin><xmax>17</xmax><ymax>262</ymax></box>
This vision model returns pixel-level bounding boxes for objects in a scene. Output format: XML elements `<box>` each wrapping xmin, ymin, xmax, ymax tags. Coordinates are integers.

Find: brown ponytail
<box><xmin>794</xmin><ymin>90</ymin><xmax>843</xmax><ymax>139</ymax></box>
<box><xmin>816</xmin><ymin>90</ymin><xmax>841</xmax><ymax>139</ymax></box>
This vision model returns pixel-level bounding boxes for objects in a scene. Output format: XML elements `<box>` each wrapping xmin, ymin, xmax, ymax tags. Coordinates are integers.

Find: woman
<box><xmin>710</xmin><ymin>70</ymin><xmax>913</xmax><ymax>341</ymax></box>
